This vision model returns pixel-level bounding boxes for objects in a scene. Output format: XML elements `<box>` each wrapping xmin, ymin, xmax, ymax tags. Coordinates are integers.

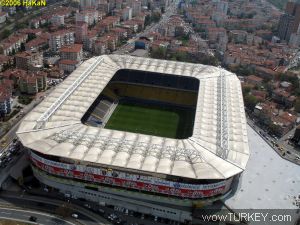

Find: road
<box><xmin>0</xmin><ymin>207</ymin><xmax>77</xmax><ymax>225</ymax></box>
<box><xmin>246</xmin><ymin>115</ymin><xmax>300</xmax><ymax>164</ymax></box>
<box><xmin>0</xmin><ymin>191</ymin><xmax>110</xmax><ymax>225</ymax></box>
<box><xmin>1</xmin><ymin>187</ymin><xmax>172</xmax><ymax>225</ymax></box>
<box><xmin>114</xmin><ymin>1</ymin><xmax>178</xmax><ymax>54</ymax></box>
<box><xmin>1</xmin><ymin>87</ymin><xmax>54</xmax><ymax>151</ymax></box>
<box><xmin>0</xmin><ymin>151</ymin><xmax>25</xmax><ymax>187</ymax></box>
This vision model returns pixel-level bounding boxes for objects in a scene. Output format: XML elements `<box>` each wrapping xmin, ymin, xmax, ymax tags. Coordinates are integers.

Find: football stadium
<box><xmin>17</xmin><ymin>55</ymin><xmax>249</xmax><ymax>222</ymax></box>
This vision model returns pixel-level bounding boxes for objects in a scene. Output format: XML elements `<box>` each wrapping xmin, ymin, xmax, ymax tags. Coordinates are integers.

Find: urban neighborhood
<box><xmin>0</xmin><ymin>0</ymin><xmax>299</xmax><ymax>224</ymax></box>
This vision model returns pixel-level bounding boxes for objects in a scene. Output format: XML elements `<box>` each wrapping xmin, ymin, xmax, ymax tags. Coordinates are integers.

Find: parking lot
<box><xmin>0</xmin><ymin>138</ymin><xmax>22</xmax><ymax>169</ymax></box>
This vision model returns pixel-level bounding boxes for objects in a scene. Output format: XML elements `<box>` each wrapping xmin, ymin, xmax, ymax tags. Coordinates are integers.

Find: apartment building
<box><xmin>15</xmin><ymin>51</ymin><xmax>43</xmax><ymax>71</ymax></box>
<box><xmin>49</xmin><ymin>30</ymin><xmax>75</xmax><ymax>52</ymax></box>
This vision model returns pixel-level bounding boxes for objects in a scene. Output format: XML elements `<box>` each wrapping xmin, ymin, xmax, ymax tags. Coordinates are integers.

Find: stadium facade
<box><xmin>17</xmin><ymin>55</ymin><xmax>249</xmax><ymax>222</ymax></box>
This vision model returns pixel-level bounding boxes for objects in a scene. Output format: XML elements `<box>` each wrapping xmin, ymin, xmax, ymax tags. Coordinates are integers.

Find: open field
<box><xmin>105</xmin><ymin>99</ymin><xmax>195</xmax><ymax>139</ymax></box>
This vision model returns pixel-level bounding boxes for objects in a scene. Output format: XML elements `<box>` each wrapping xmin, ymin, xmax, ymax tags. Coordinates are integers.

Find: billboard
<box><xmin>30</xmin><ymin>151</ymin><xmax>230</xmax><ymax>199</ymax></box>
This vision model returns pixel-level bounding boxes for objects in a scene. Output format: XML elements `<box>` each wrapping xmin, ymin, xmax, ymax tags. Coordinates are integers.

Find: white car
<box><xmin>71</xmin><ymin>213</ymin><xmax>78</xmax><ymax>219</ymax></box>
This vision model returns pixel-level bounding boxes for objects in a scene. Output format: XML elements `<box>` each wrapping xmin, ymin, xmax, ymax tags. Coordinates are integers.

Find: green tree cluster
<box><xmin>244</xmin><ymin>94</ymin><xmax>258</xmax><ymax>111</ymax></box>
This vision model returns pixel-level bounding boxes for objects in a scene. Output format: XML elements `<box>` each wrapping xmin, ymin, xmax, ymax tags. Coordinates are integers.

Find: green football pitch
<box><xmin>105</xmin><ymin>100</ymin><xmax>195</xmax><ymax>139</ymax></box>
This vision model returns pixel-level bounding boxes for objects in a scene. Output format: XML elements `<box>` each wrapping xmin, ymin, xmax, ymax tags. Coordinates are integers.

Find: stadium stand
<box><xmin>82</xmin><ymin>69</ymin><xmax>199</xmax><ymax>126</ymax></box>
<box><xmin>83</xmin><ymin>95</ymin><xmax>116</xmax><ymax>126</ymax></box>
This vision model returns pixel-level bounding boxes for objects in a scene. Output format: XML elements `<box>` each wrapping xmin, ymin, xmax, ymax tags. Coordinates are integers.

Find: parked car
<box><xmin>71</xmin><ymin>213</ymin><xmax>78</xmax><ymax>219</ymax></box>
<box><xmin>108</xmin><ymin>213</ymin><xmax>118</xmax><ymax>221</ymax></box>
<box><xmin>98</xmin><ymin>208</ymin><xmax>105</xmax><ymax>215</ymax></box>
<box><xmin>29</xmin><ymin>216</ymin><xmax>37</xmax><ymax>222</ymax></box>
<box><xmin>84</xmin><ymin>203</ymin><xmax>91</xmax><ymax>208</ymax></box>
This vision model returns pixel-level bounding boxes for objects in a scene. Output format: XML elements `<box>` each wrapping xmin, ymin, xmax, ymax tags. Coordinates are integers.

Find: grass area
<box><xmin>105</xmin><ymin>100</ymin><xmax>195</xmax><ymax>139</ymax></box>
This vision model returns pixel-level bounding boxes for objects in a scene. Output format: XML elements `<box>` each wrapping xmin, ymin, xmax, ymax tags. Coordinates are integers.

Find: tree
<box><xmin>244</xmin><ymin>94</ymin><xmax>258</xmax><ymax>111</ymax></box>
<box><xmin>144</xmin><ymin>15</ymin><xmax>151</xmax><ymax>27</ymax></box>
<box><xmin>295</xmin><ymin>98</ymin><xmax>300</xmax><ymax>113</ymax></box>
<box><xmin>235</xmin><ymin>65</ymin><xmax>255</xmax><ymax>76</ymax></box>
<box><xmin>152</xmin><ymin>12</ymin><xmax>161</xmax><ymax>23</ymax></box>
<box><xmin>242</xmin><ymin>86</ymin><xmax>251</xmax><ymax>96</ymax></box>
<box><xmin>269</xmin><ymin>123</ymin><xmax>281</xmax><ymax>136</ymax></box>
<box><xmin>180</xmin><ymin>34</ymin><xmax>190</xmax><ymax>45</ymax></box>
<box><xmin>264</xmin><ymin>82</ymin><xmax>273</xmax><ymax>97</ymax></box>
<box><xmin>20</xmin><ymin>43</ymin><xmax>25</xmax><ymax>51</ymax></box>
<box><xmin>199</xmin><ymin>55</ymin><xmax>219</xmax><ymax>66</ymax></box>
<box><xmin>172</xmin><ymin>51</ymin><xmax>189</xmax><ymax>62</ymax></box>
<box><xmin>150</xmin><ymin>47</ymin><xmax>167</xmax><ymax>59</ymax></box>
<box><xmin>15</xmin><ymin>22</ymin><xmax>27</xmax><ymax>30</ymax></box>
<box><xmin>28</xmin><ymin>33</ymin><xmax>37</xmax><ymax>42</ymax></box>
<box><xmin>1</xmin><ymin>29</ymin><xmax>11</xmax><ymax>39</ymax></box>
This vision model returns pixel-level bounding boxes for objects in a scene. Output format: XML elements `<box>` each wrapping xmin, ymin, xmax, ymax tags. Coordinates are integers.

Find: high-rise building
<box><xmin>0</xmin><ymin>84</ymin><xmax>12</xmax><ymax>116</ymax></box>
<box><xmin>278</xmin><ymin>2</ymin><xmax>300</xmax><ymax>41</ymax></box>
<box><xmin>80</xmin><ymin>0</ymin><xmax>98</xmax><ymax>9</ymax></box>
<box><xmin>15</xmin><ymin>51</ymin><xmax>43</xmax><ymax>71</ymax></box>
<box><xmin>76</xmin><ymin>10</ymin><xmax>99</xmax><ymax>26</ymax></box>
<box><xmin>75</xmin><ymin>22</ymin><xmax>88</xmax><ymax>44</ymax></box>
<box><xmin>131</xmin><ymin>0</ymin><xmax>141</xmax><ymax>17</ymax></box>
<box><xmin>278</xmin><ymin>14</ymin><xmax>295</xmax><ymax>41</ymax></box>
<box><xmin>59</xmin><ymin>44</ymin><xmax>83</xmax><ymax>62</ymax></box>
<box><xmin>49</xmin><ymin>30</ymin><xmax>75</xmax><ymax>52</ymax></box>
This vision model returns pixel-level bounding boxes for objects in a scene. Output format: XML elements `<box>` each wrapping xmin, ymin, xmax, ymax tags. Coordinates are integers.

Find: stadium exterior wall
<box><xmin>28</xmin><ymin>149</ymin><xmax>237</xmax><ymax>222</ymax></box>
<box><xmin>33</xmin><ymin>168</ymin><xmax>194</xmax><ymax>222</ymax></box>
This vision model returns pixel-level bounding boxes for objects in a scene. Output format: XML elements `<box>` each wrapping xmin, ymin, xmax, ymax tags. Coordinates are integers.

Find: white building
<box><xmin>80</xmin><ymin>0</ymin><xmax>98</xmax><ymax>9</ymax></box>
<box><xmin>49</xmin><ymin>30</ymin><xmax>75</xmax><ymax>52</ymax></box>
<box><xmin>76</xmin><ymin>10</ymin><xmax>99</xmax><ymax>26</ymax></box>
<box><xmin>50</xmin><ymin>14</ymin><xmax>65</xmax><ymax>26</ymax></box>
<box><xmin>132</xmin><ymin>0</ymin><xmax>141</xmax><ymax>17</ymax></box>
<box><xmin>289</xmin><ymin>33</ymin><xmax>300</xmax><ymax>47</ymax></box>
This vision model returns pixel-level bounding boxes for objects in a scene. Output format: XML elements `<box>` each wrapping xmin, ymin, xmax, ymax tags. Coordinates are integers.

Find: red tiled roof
<box><xmin>0</xmin><ymin>55</ymin><xmax>12</xmax><ymax>63</ymax></box>
<box><xmin>60</xmin><ymin>44</ymin><xmax>82</xmax><ymax>53</ymax></box>
<box><xmin>15</xmin><ymin>51</ymin><xmax>40</xmax><ymax>59</ymax></box>
<box><xmin>25</xmin><ymin>38</ymin><xmax>48</xmax><ymax>49</ymax></box>
<box><xmin>246</xmin><ymin>75</ymin><xmax>263</xmax><ymax>82</ymax></box>
<box><xmin>59</xmin><ymin>59</ymin><xmax>79</xmax><ymax>65</ymax></box>
<box><xmin>273</xmin><ymin>88</ymin><xmax>290</xmax><ymax>98</ymax></box>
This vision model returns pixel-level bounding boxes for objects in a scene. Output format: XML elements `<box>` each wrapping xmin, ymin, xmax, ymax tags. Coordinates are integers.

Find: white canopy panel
<box><xmin>17</xmin><ymin>55</ymin><xmax>249</xmax><ymax>180</ymax></box>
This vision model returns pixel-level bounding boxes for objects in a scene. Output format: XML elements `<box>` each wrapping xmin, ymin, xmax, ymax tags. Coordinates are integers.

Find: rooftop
<box><xmin>60</xmin><ymin>44</ymin><xmax>83</xmax><ymax>53</ymax></box>
<box><xmin>17</xmin><ymin>55</ymin><xmax>249</xmax><ymax>180</ymax></box>
<box><xmin>15</xmin><ymin>51</ymin><xmax>40</xmax><ymax>59</ymax></box>
<box><xmin>59</xmin><ymin>59</ymin><xmax>79</xmax><ymax>65</ymax></box>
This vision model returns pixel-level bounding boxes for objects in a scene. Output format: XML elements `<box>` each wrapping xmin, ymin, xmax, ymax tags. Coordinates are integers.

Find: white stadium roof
<box><xmin>17</xmin><ymin>55</ymin><xmax>249</xmax><ymax>180</ymax></box>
